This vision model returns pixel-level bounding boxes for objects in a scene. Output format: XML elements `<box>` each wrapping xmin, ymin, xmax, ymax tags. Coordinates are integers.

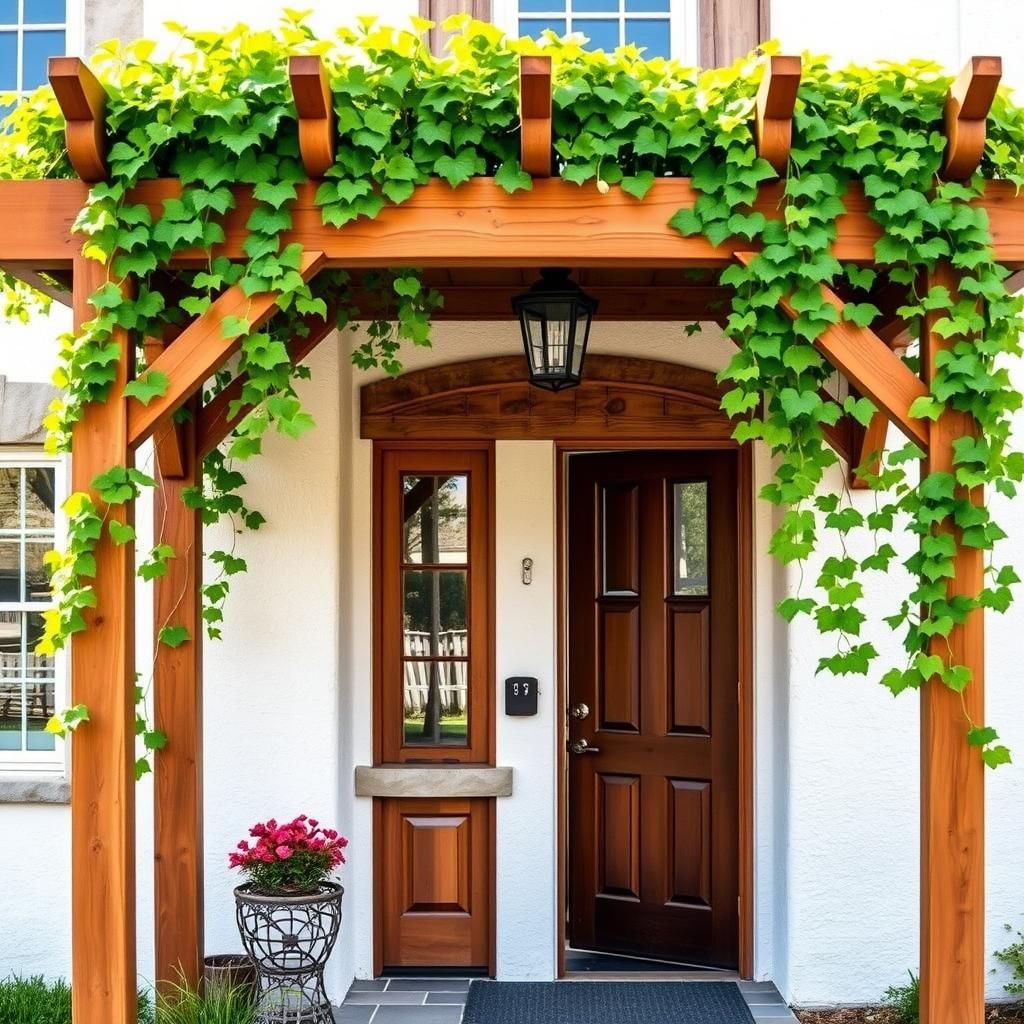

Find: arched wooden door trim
<box><xmin>360</xmin><ymin>354</ymin><xmax>736</xmax><ymax>444</ymax></box>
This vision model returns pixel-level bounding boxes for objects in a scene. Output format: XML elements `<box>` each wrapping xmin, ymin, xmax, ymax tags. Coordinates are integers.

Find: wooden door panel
<box><xmin>668</xmin><ymin>604</ymin><xmax>711</xmax><ymax>735</ymax></box>
<box><xmin>568</xmin><ymin>451</ymin><xmax>739</xmax><ymax>969</ymax></box>
<box><xmin>597</xmin><ymin>773</ymin><xmax>641</xmax><ymax>900</ymax></box>
<box><xmin>598</xmin><ymin>605</ymin><xmax>641</xmax><ymax>732</ymax></box>
<box><xmin>669</xmin><ymin>778</ymin><xmax>712</xmax><ymax>907</ymax></box>
<box><xmin>379</xmin><ymin>797</ymin><xmax>491</xmax><ymax>969</ymax></box>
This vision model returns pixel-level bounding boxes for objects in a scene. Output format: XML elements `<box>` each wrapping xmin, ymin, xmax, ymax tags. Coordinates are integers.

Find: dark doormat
<box><xmin>462</xmin><ymin>981</ymin><xmax>755</xmax><ymax>1024</ymax></box>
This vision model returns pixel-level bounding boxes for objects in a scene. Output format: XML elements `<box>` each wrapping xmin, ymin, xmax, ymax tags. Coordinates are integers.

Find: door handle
<box><xmin>570</xmin><ymin>738</ymin><xmax>601</xmax><ymax>755</ymax></box>
<box><xmin>570</xmin><ymin>702</ymin><xmax>590</xmax><ymax>720</ymax></box>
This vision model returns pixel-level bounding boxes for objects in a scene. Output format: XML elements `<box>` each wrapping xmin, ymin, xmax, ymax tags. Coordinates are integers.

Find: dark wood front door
<box><xmin>567</xmin><ymin>450</ymin><xmax>740</xmax><ymax>969</ymax></box>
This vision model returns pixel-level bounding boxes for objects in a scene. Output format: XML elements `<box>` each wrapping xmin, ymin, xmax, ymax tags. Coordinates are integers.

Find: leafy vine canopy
<box><xmin>1</xmin><ymin>13</ymin><xmax>1023</xmax><ymax>773</ymax></box>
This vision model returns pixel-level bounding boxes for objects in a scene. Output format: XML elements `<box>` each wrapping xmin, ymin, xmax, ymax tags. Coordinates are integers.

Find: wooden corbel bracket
<box><xmin>754</xmin><ymin>55</ymin><xmax>802</xmax><ymax>175</ymax></box>
<box><xmin>520</xmin><ymin>55</ymin><xmax>553</xmax><ymax>178</ymax></box>
<box><xmin>943</xmin><ymin>55</ymin><xmax>1002</xmax><ymax>181</ymax></box>
<box><xmin>289</xmin><ymin>55</ymin><xmax>336</xmax><ymax>178</ymax></box>
<box><xmin>48</xmin><ymin>57</ymin><xmax>108</xmax><ymax>183</ymax></box>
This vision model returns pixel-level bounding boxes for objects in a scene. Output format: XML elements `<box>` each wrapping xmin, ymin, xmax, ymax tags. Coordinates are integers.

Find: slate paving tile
<box><xmin>388</xmin><ymin>979</ymin><xmax>471</xmax><ymax>992</ymax></box>
<box><xmin>349</xmin><ymin>979</ymin><xmax>389</xmax><ymax>992</ymax></box>
<box><xmin>345</xmin><ymin>990</ymin><xmax>429</xmax><ymax>1005</ymax></box>
<box><xmin>425</xmin><ymin>992</ymin><xmax>468</xmax><ymax>1005</ymax></box>
<box><xmin>372</xmin><ymin>1005</ymin><xmax>464</xmax><ymax>1024</ymax></box>
<box><xmin>332</xmin><ymin>1005</ymin><xmax>376</xmax><ymax>1024</ymax></box>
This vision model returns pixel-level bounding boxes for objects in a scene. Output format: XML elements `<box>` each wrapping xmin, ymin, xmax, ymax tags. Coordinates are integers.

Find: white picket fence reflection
<box><xmin>403</xmin><ymin>629</ymin><xmax>467</xmax><ymax>715</ymax></box>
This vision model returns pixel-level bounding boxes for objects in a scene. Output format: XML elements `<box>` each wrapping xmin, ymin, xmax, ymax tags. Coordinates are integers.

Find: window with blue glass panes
<box><xmin>0</xmin><ymin>0</ymin><xmax>66</xmax><ymax>124</ymax></box>
<box><xmin>518</xmin><ymin>0</ymin><xmax>674</xmax><ymax>60</ymax></box>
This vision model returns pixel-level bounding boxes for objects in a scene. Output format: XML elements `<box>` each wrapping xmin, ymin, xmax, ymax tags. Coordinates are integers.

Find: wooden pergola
<box><xmin>1</xmin><ymin>48</ymin><xmax>1017</xmax><ymax>1024</ymax></box>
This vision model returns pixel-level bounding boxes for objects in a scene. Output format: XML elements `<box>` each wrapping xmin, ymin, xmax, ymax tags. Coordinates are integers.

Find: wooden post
<box><xmin>70</xmin><ymin>256</ymin><xmax>137</xmax><ymax>1024</ymax></box>
<box><xmin>754</xmin><ymin>55</ymin><xmax>801</xmax><ymax>174</ymax></box>
<box><xmin>153</xmin><ymin>399</ymin><xmax>204</xmax><ymax>993</ymax></box>
<box><xmin>919</xmin><ymin>261</ymin><xmax>985</xmax><ymax>1024</ymax></box>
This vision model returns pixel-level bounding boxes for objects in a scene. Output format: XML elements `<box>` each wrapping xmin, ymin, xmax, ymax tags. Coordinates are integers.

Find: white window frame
<box><xmin>0</xmin><ymin>0</ymin><xmax>81</xmax><ymax>101</ymax></box>
<box><xmin>0</xmin><ymin>448</ymin><xmax>67</xmax><ymax>774</ymax></box>
<box><xmin>493</xmin><ymin>0</ymin><xmax>698</xmax><ymax>65</ymax></box>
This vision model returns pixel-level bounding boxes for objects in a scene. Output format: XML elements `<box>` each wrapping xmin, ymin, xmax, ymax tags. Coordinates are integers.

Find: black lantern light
<box><xmin>512</xmin><ymin>267</ymin><xmax>598</xmax><ymax>391</ymax></box>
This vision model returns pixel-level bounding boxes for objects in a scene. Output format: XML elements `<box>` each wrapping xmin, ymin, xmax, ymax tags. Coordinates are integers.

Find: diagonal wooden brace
<box><xmin>127</xmin><ymin>250</ymin><xmax>325</xmax><ymax>448</ymax></box>
<box><xmin>736</xmin><ymin>253</ymin><xmax>929</xmax><ymax>453</ymax></box>
<box><xmin>755</xmin><ymin>55</ymin><xmax>801</xmax><ymax>175</ymax></box>
<box><xmin>943</xmin><ymin>56</ymin><xmax>1002</xmax><ymax>181</ymax></box>
<box><xmin>290</xmin><ymin>55</ymin><xmax>336</xmax><ymax>179</ymax></box>
<box><xmin>142</xmin><ymin>336</ymin><xmax>188</xmax><ymax>479</ymax></box>
<box><xmin>520</xmin><ymin>55</ymin><xmax>552</xmax><ymax>178</ymax></box>
<box><xmin>49</xmin><ymin>57</ymin><xmax>108</xmax><ymax>183</ymax></box>
<box><xmin>196</xmin><ymin>306</ymin><xmax>339</xmax><ymax>459</ymax></box>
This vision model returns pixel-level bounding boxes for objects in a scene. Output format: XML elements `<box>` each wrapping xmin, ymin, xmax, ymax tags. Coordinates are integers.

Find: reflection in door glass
<box><xmin>402</xmin><ymin>474</ymin><xmax>468</xmax><ymax>564</ymax></box>
<box><xmin>673</xmin><ymin>481</ymin><xmax>708</xmax><ymax>595</ymax></box>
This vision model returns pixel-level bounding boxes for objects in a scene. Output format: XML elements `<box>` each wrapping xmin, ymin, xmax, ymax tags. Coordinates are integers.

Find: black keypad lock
<box><xmin>505</xmin><ymin>676</ymin><xmax>539</xmax><ymax>716</ymax></box>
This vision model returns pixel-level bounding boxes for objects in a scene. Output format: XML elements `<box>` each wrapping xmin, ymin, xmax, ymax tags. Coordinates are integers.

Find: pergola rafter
<box><xmin>5</xmin><ymin>47</ymin><xmax>1010</xmax><ymax>1024</ymax></box>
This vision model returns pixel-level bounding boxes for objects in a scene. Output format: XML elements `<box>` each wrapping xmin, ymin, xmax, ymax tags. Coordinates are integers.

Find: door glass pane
<box><xmin>22</xmin><ymin>30</ymin><xmax>65</xmax><ymax>90</ymax></box>
<box><xmin>403</xmin><ymin>570</ymin><xmax>468</xmax><ymax>655</ymax></box>
<box><xmin>672</xmin><ymin>481</ymin><xmax>708</xmax><ymax>595</ymax></box>
<box><xmin>403</xmin><ymin>660</ymin><xmax>468</xmax><ymax>746</ymax></box>
<box><xmin>24</xmin><ymin>0</ymin><xmax>65</xmax><ymax>23</ymax></box>
<box><xmin>402</xmin><ymin>474</ymin><xmax>468</xmax><ymax>565</ymax></box>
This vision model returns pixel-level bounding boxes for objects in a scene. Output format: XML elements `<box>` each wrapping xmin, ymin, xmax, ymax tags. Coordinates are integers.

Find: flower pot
<box><xmin>234</xmin><ymin>882</ymin><xmax>344</xmax><ymax>1024</ymax></box>
<box><xmin>203</xmin><ymin>954</ymin><xmax>257</xmax><ymax>1001</ymax></box>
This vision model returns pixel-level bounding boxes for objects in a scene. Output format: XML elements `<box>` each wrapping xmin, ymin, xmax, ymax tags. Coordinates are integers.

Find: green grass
<box><xmin>152</xmin><ymin>978</ymin><xmax>256</xmax><ymax>1024</ymax></box>
<box><xmin>404</xmin><ymin>713</ymin><xmax>467</xmax><ymax>745</ymax></box>
<box><xmin>0</xmin><ymin>976</ymin><xmax>153</xmax><ymax>1024</ymax></box>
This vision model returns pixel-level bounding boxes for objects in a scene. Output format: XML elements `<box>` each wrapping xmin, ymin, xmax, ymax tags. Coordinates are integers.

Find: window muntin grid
<box><xmin>0</xmin><ymin>459</ymin><xmax>63</xmax><ymax>769</ymax></box>
<box><xmin>505</xmin><ymin>0</ymin><xmax>696</xmax><ymax>62</ymax></box>
<box><xmin>0</xmin><ymin>0</ymin><xmax>67</xmax><ymax>124</ymax></box>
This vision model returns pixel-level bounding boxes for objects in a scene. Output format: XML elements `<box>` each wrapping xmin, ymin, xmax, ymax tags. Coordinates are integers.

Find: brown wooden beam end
<box><xmin>943</xmin><ymin>56</ymin><xmax>1002</xmax><ymax>181</ymax></box>
<box><xmin>69</xmin><ymin>256</ymin><xmax>137</xmax><ymax>1024</ymax></box>
<box><xmin>49</xmin><ymin>57</ymin><xmax>108</xmax><ymax>183</ymax></box>
<box><xmin>919</xmin><ymin>262</ymin><xmax>985</xmax><ymax>1024</ymax></box>
<box><xmin>153</xmin><ymin>400</ymin><xmax>204</xmax><ymax>994</ymax></box>
<box><xmin>755</xmin><ymin>55</ymin><xmax>801</xmax><ymax>174</ymax></box>
<box><xmin>289</xmin><ymin>55</ymin><xmax>336</xmax><ymax>178</ymax></box>
<box><xmin>128</xmin><ymin>250</ymin><xmax>325</xmax><ymax>448</ymax></box>
<box><xmin>520</xmin><ymin>55</ymin><xmax>552</xmax><ymax>178</ymax></box>
<box><xmin>196</xmin><ymin>307</ymin><xmax>338</xmax><ymax>459</ymax></box>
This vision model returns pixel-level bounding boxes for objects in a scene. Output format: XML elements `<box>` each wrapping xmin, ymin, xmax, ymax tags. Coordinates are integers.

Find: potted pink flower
<box><xmin>230</xmin><ymin>815</ymin><xmax>348</xmax><ymax>1023</ymax></box>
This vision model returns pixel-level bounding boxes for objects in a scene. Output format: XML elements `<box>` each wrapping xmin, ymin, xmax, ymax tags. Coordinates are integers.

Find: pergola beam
<box><xmin>127</xmin><ymin>250</ymin><xmax>326</xmax><ymax>448</ymax></box>
<box><xmin>755</xmin><ymin>55</ymin><xmax>801</xmax><ymax>174</ymax></box>
<box><xmin>943</xmin><ymin>56</ymin><xmax>1002</xmax><ymax>181</ymax></box>
<box><xmin>519</xmin><ymin>55</ymin><xmax>552</xmax><ymax>177</ymax></box>
<box><xmin>48</xmin><ymin>57</ymin><xmax>108</xmax><ymax>183</ymax></box>
<box><xmin>289</xmin><ymin>56</ymin><xmax>336</xmax><ymax>179</ymax></box>
<box><xmin>3</xmin><ymin>178</ymin><xmax>1024</xmax><ymax>270</ymax></box>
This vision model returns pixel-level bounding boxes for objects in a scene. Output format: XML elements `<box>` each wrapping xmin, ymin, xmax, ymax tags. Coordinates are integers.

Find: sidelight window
<box><xmin>377</xmin><ymin>448</ymin><xmax>492</xmax><ymax>764</ymax></box>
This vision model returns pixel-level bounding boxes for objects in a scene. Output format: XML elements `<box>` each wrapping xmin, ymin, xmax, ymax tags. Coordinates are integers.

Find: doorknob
<box><xmin>570</xmin><ymin>738</ymin><xmax>600</xmax><ymax>755</ymax></box>
<box><xmin>570</xmin><ymin>702</ymin><xmax>590</xmax><ymax>720</ymax></box>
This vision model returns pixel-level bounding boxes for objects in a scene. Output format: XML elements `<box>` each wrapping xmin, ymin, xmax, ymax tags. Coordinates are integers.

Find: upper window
<box><xmin>0</xmin><ymin>455</ymin><xmax>63</xmax><ymax>770</ymax></box>
<box><xmin>496</xmin><ymin>0</ymin><xmax>697</xmax><ymax>63</ymax></box>
<box><xmin>377</xmin><ymin>447</ymin><xmax>492</xmax><ymax>764</ymax></box>
<box><xmin>0</xmin><ymin>0</ymin><xmax>67</xmax><ymax>122</ymax></box>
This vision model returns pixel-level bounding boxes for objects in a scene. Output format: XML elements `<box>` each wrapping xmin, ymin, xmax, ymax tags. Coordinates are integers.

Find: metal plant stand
<box><xmin>234</xmin><ymin>882</ymin><xmax>344</xmax><ymax>1024</ymax></box>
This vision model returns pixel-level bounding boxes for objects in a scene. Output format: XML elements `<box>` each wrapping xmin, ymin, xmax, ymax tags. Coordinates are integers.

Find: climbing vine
<box><xmin>2</xmin><ymin>15</ymin><xmax>1023</xmax><ymax>771</ymax></box>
